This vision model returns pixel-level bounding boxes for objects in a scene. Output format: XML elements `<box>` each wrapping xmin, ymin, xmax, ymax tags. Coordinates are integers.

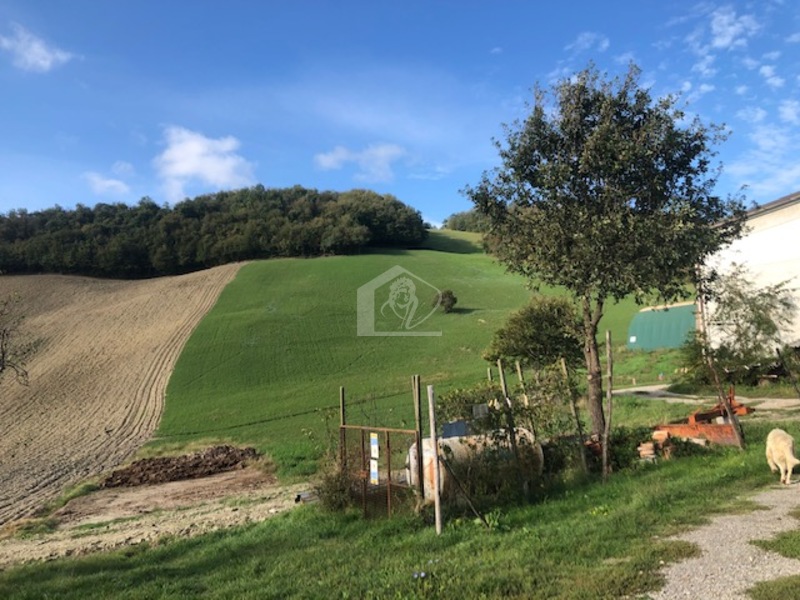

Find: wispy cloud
<box><xmin>0</xmin><ymin>23</ymin><xmax>73</xmax><ymax>72</ymax></box>
<box><xmin>684</xmin><ymin>6</ymin><xmax>760</xmax><ymax>80</ymax></box>
<box><xmin>779</xmin><ymin>100</ymin><xmax>800</xmax><ymax>125</ymax></box>
<box><xmin>153</xmin><ymin>126</ymin><xmax>255</xmax><ymax>202</ymax></box>
<box><xmin>786</xmin><ymin>32</ymin><xmax>800</xmax><ymax>43</ymax></box>
<box><xmin>564</xmin><ymin>32</ymin><xmax>610</xmax><ymax>54</ymax></box>
<box><xmin>741</xmin><ymin>56</ymin><xmax>759</xmax><ymax>69</ymax></box>
<box><xmin>111</xmin><ymin>161</ymin><xmax>135</xmax><ymax>177</ymax></box>
<box><xmin>83</xmin><ymin>172</ymin><xmax>130</xmax><ymax>196</ymax></box>
<box><xmin>489</xmin><ymin>47</ymin><xmax>503</xmax><ymax>55</ymax></box>
<box><xmin>728</xmin><ymin>124</ymin><xmax>800</xmax><ymax>198</ymax></box>
<box><xmin>315</xmin><ymin>143</ymin><xmax>406</xmax><ymax>182</ymax></box>
<box><xmin>614</xmin><ymin>51</ymin><xmax>636</xmax><ymax>65</ymax></box>
<box><xmin>736</xmin><ymin>106</ymin><xmax>767</xmax><ymax>123</ymax></box>
<box><xmin>759</xmin><ymin>64</ymin><xmax>785</xmax><ymax>88</ymax></box>
<box><xmin>686</xmin><ymin>82</ymin><xmax>715</xmax><ymax>104</ymax></box>
<box><xmin>691</xmin><ymin>53</ymin><xmax>717</xmax><ymax>77</ymax></box>
<box><xmin>709</xmin><ymin>6</ymin><xmax>760</xmax><ymax>49</ymax></box>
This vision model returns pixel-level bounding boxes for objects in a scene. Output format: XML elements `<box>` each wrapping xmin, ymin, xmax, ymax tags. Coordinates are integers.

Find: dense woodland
<box><xmin>0</xmin><ymin>186</ymin><xmax>427</xmax><ymax>278</ymax></box>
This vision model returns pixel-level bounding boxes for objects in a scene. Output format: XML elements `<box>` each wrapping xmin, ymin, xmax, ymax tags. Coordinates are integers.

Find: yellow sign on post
<box><xmin>369</xmin><ymin>459</ymin><xmax>379</xmax><ymax>485</ymax></box>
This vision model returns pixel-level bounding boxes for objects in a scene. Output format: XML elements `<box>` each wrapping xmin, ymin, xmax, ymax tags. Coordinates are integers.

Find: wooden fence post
<box><xmin>497</xmin><ymin>359</ymin><xmax>525</xmax><ymax>497</ymax></box>
<box><xmin>427</xmin><ymin>385</ymin><xmax>442</xmax><ymax>535</ymax></box>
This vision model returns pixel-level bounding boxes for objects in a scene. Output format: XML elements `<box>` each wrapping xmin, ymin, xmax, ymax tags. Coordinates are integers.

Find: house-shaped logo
<box><xmin>357</xmin><ymin>266</ymin><xmax>442</xmax><ymax>336</ymax></box>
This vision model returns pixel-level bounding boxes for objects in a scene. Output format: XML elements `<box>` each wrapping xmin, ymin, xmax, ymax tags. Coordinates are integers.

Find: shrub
<box><xmin>314</xmin><ymin>461</ymin><xmax>359</xmax><ymax>512</ymax></box>
<box><xmin>433</xmin><ymin>289</ymin><xmax>457</xmax><ymax>313</ymax></box>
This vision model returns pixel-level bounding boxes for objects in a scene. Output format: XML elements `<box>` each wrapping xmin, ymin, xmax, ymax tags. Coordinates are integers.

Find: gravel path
<box><xmin>649</xmin><ymin>485</ymin><xmax>800</xmax><ymax>599</ymax></box>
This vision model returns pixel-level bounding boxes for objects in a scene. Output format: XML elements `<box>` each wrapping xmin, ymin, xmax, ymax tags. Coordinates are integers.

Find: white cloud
<box><xmin>779</xmin><ymin>100</ymin><xmax>800</xmax><ymax>125</ymax></box>
<box><xmin>727</xmin><ymin>124</ymin><xmax>800</xmax><ymax>199</ymax></box>
<box><xmin>686</xmin><ymin>82</ymin><xmax>715</xmax><ymax>104</ymax></box>
<box><xmin>314</xmin><ymin>143</ymin><xmax>406</xmax><ymax>182</ymax></box>
<box><xmin>787</xmin><ymin>32</ymin><xmax>800</xmax><ymax>43</ymax></box>
<box><xmin>691</xmin><ymin>53</ymin><xmax>717</xmax><ymax>77</ymax></box>
<box><xmin>725</xmin><ymin>125</ymin><xmax>800</xmax><ymax>200</ymax></box>
<box><xmin>759</xmin><ymin>64</ymin><xmax>785</xmax><ymax>88</ymax></box>
<box><xmin>736</xmin><ymin>106</ymin><xmax>767</xmax><ymax>123</ymax></box>
<box><xmin>111</xmin><ymin>161</ymin><xmax>135</xmax><ymax>177</ymax></box>
<box><xmin>741</xmin><ymin>56</ymin><xmax>759</xmax><ymax>69</ymax></box>
<box><xmin>762</xmin><ymin>50</ymin><xmax>781</xmax><ymax>60</ymax></box>
<box><xmin>315</xmin><ymin>146</ymin><xmax>351</xmax><ymax>170</ymax></box>
<box><xmin>614</xmin><ymin>51</ymin><xmax>636</xmax><ymax>65</ymax></box>
<box><xmin>0</xmin><ymin>23</ymin><xmax>73</xmax><ymax>72</ymax></box>
<box><xmin>83</xmin><ymin>172</ymin><xmax>130</xmax><ymax>196</ymax></box>
<box><xmin>153</xmin><ymin>126</ymin><xmax>255</xmax><ymax>202</ymax></box>
<box><xmin>735</xmin><ymin>85</ymin><xmax>749</xmax><ymax>95</ymax></box>
<box><xmin>409</xmin><ymin>165</ymin><xmax>451</xmax><ymax>181</ymax></box>
<box><xmin>564</xmin><ymin>32</ymin><xmax>610</xmax><ymax>53</ymax></box>
<box><xmin>751</xmin><ymin>124</ymin><xmax>790</xmax><ymax>153</ymax></box>
<box><xmin>709</xmin><ymin>6</ymin><xmax>760</xmax><ymax>49</ymax></box>
<box><xmin>489</xmin><ymin>47</ymin><xmax>503</xmax><ymax>55</ymax></box>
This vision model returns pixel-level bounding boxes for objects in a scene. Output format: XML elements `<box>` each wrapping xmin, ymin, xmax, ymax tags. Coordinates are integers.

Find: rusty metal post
<box><xmin>360</xmin><ymin>429</ymin><xmax>367</xmax><ymax>518</ymax></box>
<box><xmin>339</xmin><ymin>386</ymin><xmax>347</xmax><ymax>472</ymax></box>
<box><xmin>386</xmin><ymin>431</ymin><xmax>392</xmax><ymax>517</ymax></box>
<box><xmin>413</xmin><ymin>375</ymin><xmax>424</xmax><ymax>501</ymax></box>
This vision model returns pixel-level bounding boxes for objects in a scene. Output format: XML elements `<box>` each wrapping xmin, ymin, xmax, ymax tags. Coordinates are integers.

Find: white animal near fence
<box><xmin>405</xmin><ymin>427</ymin><xmax>544</xmax><ymax>503</ymax></box>
<box><xmin>766</xmin><ymin>428</ymin><xmax>800</xmax><ymax>485</ymax></box>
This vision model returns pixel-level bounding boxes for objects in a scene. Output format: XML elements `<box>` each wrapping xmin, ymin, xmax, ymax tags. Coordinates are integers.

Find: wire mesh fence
<box><xmin>339</xmin><ymin>424</ymin><xmax>421</xmax><ymax>518</ymax></box>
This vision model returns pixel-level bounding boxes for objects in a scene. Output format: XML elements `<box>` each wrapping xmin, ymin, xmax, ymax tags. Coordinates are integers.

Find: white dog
<box><xmin>766</xmin><ymin>428</ymin><xmax>800</xmax><ymax>485</ymax></box>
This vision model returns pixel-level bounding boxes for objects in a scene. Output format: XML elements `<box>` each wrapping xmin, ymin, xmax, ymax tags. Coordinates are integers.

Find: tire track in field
<box><xmin>0</xmin><ymin>264</ymin><xmax>242</xmax><ymax>525</ymax></box>
<box><xmin>106</xmin><ymin>271</ymin><xmax>227</xmax><ymax>465</ymax></box>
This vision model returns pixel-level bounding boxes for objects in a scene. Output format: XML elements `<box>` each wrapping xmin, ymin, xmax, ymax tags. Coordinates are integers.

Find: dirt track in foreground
<box><xmin>0</xmin><ymin>466</ymin><xmax>308</xmax><ymax>569</ymax></box>
<box><xmin>0</xmin><ymin>264</ymin><xmax>242</xmax><ymax>525</ymax></box>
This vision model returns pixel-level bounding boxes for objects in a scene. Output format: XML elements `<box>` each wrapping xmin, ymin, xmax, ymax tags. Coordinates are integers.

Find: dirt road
<box><xmin>0</xmin><ymin>264</ymin><xmax>241</xmax><ymax>525</ymax></box>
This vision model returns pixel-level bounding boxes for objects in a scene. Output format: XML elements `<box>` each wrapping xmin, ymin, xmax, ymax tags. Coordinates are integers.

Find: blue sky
<box><xmin>1</xmin><ymin>1</ymin><xmax>799</xmax><ymax>226</ymax></box>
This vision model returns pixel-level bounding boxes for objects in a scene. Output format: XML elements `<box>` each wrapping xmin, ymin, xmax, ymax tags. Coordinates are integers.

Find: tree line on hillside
<box><xmin>0</xmin><ymin>186</ymin><xmax>427</xmax><ymax>278</ymax></box>
<box><xmin>442</xmin><ymin>208</ymin><xmax>488</xmax><ymax>233</ymax></box>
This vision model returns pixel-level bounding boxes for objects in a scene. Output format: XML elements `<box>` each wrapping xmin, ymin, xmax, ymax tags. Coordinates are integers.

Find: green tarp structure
<box><xmin>627</xmin><ymin>302</ymin><xmax>696</xmax><ymax>351</ymax></box>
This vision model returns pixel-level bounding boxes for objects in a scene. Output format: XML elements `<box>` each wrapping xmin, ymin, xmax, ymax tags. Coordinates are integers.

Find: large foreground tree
<box><xmin>466</xmin><ymin>63</ymin><xmax>745</xmax><ymax>437</ymax></box>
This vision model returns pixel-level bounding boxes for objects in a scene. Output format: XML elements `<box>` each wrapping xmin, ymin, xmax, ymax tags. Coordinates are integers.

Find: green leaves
<box><xmin>465</xmin><ymin>61</ymin><xmax>746</xmax><ymax>436</ymax></box>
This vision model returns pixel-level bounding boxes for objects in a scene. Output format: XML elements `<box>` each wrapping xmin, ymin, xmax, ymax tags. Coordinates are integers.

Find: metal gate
<box><xmin>338</xmin><ymin>376</ymin><xmax>426</xmax><ymax>518</ymax></box>
<box><xmin>339</xmin><ymin>424</ymin><xmax>419</xmax><ymax>517</ymax></box>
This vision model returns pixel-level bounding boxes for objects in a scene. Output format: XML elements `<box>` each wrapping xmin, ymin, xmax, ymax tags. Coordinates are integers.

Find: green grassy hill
<box><xmin>153</xmin><ymin>230</ymin><xmax>641</xmax><ymax>476</ymax></box>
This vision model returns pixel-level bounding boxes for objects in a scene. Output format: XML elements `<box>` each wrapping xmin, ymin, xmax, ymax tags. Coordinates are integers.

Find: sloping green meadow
<box><xmin>153</xmin><ymin>231</ymin><xmax>640</xmax><ymax>476</ymax></box>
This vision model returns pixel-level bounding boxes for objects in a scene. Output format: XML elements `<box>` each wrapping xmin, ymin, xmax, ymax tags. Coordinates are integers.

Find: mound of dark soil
<box><xmin>102</xmin><ymin>445</ymin><xmax>259</xmax><ymax>488</ymax></box>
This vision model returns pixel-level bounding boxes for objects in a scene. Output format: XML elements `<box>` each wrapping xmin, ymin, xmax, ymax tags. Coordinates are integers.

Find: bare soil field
<box><xmin>0</xmin><ymin>264</ymin><xmax>242</xmax><ymax>526</ymax></box>
<box><xmin>0</xmin><ymin>451</ymin><xmax>307</xmax><ymax>569</ymax></box>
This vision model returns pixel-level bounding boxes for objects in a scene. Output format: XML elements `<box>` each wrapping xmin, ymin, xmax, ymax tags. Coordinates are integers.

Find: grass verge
<box><xmin>0</xmin><ymin>419</ymin><xmax>784</xmax><ymax>600</ymax></box>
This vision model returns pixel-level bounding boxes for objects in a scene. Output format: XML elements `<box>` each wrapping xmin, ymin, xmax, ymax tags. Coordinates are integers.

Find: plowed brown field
<box><xmin>0</xmin><ymin>264</ymin><xmax>242</xmax><ymax>525</ymax></box>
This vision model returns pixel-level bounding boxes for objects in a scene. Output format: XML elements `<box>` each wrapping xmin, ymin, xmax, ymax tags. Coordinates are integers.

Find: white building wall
<box><xmin>707</xmin><ymin>195</ymin><xmax>800</xmax><ymax>344</ymax></box>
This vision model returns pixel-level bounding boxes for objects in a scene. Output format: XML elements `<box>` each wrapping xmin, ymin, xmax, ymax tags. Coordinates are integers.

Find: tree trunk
<box><xmin>582</xmin><ymin>294</ymin><xmax>606</xmax><ymax>438</ymax></box>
